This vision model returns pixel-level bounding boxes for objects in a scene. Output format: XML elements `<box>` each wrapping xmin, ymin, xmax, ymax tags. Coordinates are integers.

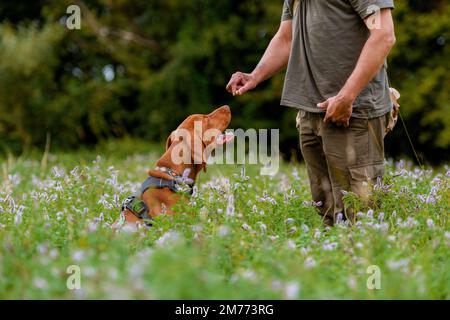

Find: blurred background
<box><xmin>0</xmin><ymin>0</ymin><xmax>449</xmax><ymax>165</ymax></box>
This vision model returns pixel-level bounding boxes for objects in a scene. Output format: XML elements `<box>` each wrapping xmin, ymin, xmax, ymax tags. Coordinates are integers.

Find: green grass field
<box><xmin>0</xmin><ymin>139</ymin><xmax>449</xmax><ymax>299</ymax></box>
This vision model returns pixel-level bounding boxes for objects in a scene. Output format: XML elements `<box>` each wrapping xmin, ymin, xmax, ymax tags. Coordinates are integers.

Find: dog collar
<box><xmin>154</xmin><ymin>166</ymin><xmax>179</xmax><ymax>178</ymax></box>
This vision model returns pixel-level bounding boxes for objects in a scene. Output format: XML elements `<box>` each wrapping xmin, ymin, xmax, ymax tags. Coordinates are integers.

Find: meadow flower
<box><xmin>70</xmin><ymin>166</ymin><xmax>80</xmax><ymax>178</ymax></box>
<box><xmin>304</xmin><ymin>257</ymin><xmax>316</xmax><ymax>268</ymax></box>
<box><xmin>49</xmin><ymin>249</ymin><xmax>58</xmax><ymax>259</ymax></box>
<box><xmin>300</xmin><ymin>247</ymin><xmax>310</xmax><ymax>255</ymax></box>
<box><xmin>241</xmin><ymin>223</ymin><xmax>251</xmax><ymax>231</ymax></box>
<box><xmin>287</xmin><ymin>226</ymin><xmax>297</xmax><ymax>234</ymax></box>
<box><xmin>33</xmin><ymin>278</ymin><xmax>48</xmax><ymax>290</ymax></box>
<box><xmin>8</xmin><ymin>174</ymin><xmax>22</xmax><ymax>186</ymax></box>
<box><xmin>56</xmin><ymin>211</ymin><xmax>64</xmax><ymax>221</ymax></box>
<box><xmin>191</xmin><ymin>225</ymin><xmax>203</xmax><ymax>233</ymax></box>
<box><xmin>356</xmin><ymin>211</ymin><xmax>364</xmax><ymax>218</ymax></box>
<box><xmin>292</xmin><ymin>168</ymin><xmax>300</xmax><ymax>180</ymax></box>
<box><xmin>105</xmin><ymin>173</ymin><xmax>118</xmax><ymax>186</ymax></box>
<box><xmin>14</xmin><ymin>211</ymin><xmax>23</xmax><ymax>225</ymax></box>
<box><xmin>226</xmin><ymin>195</ymin><xmax>235</xmax><ymax>217</ymax></box>
<box><xmin>128</xmin><ymin>264</ymin><xmax>144</xmax><ymax>280</ymax></box>
<box><xmin>284</xmin><ymin>282</ymin><xmax>300</xmax><ymax>299</ymax></box>
<box><xmin>348</xmin><ymin>277</ymin><xmax>357</xmax><ymax>289</ymax></box>
<box><xmin>426</xmin><ymin>219</ymin><xmax>434</xmax><ymax>229</ymax></box>
<box><xmin>240</xmin><ymin>166</ymin><xmax>250</xmax><ymax>181</ymax></box>
<box><xmin>84</xmin><ymin>266</ymin><xmax>97</xmax><ymax>278</ymax></box>
<box><xmin>367</xmin><ymin>209</ymin><xmax>374</xmax><ymax>218</ymax></box>
<box><xmin>155</xmin><ymin>231</ymin><xmax>180</xmax><ymax>246</ymax></box>
<box><xmin>378</xmin><ymin>212</ymin><xmax>385</xmax><ymax>222</ymax></box>
<box><xmin>301</xmin><ymin>224</ymin><xmax>309</xmax><ymax>233</ymax></box>
<box><xmin>405</xmin><ymin>217</ymin><xmax>418</xmax><ymax>228</ymax></box>
<box><xmin>218</xmin><ymin>225</ymin><xmax>230</xmax><ymax>237</ymax></box>
<box><xmin>313</xmin><ymin>230</ymin><xmax>321</xmax><ymax>239</ymax></box>
<box><xmin>37</xmin><ymin>244</ymin><xmax>48</xmax><ymax>255</ymax></box>
<box><xmin>191</xmin><ymin>186</ymin><xmax>198</xmax><ymax>197</ymax></box>
<box><xmin>355</xmin><ymin>242</ymin><xmax>363</xmax><ymax>249</ymax></box>
<box><xmin>271</xmin><ymin>280</ymin><xmax>282</xmax><ymax>290</ymax></box>
<box><xmin>71</xmin><ymin>250</ymin><xmax>85</xmax><ymax>262</ymax></box>
<box><xmin>52</xmin><ymin>167</ymin><xmax>63</xmax><ymax>178</ymax></box>
<box><xmin>336</xmin><ymin>213</ymin><xmax>343</xmax><ymax>223</ymax></box>
<box><xmin>322</xmin><ymin>242</ymin><xmax>338</xmax><ymax>251</ymax></box>
<box><xmin>252</xmin><ymin>205</ymin><xmax>258</xmax><ymax>213</ymax></box>
<box><xmin>257</xmin><ymin>222</ymin><xmax>267</xmax><ymax>233</ymax></box>
<box><xmin>241</xmin><ymin>270</ymin><xmax>256</xmax><ymax>281</ymax></box>
<box><xmin>285</xmin><ymin>218</ymin><xmax>295</xmax><ymax>225</ymax></box>
<box><xmin>286</xmin><ymin>240</ymin><xmax>296</xmax><ymax>250</ymax></box>
<box><xmin>387</xmin><ymin>258</ymin><xmax>409</xmax><ymax>270</ymax></box>
<box><xmin>8</xmin><ymin>197</ymin><xmax>16</xmax><ymax>213</ymax></box>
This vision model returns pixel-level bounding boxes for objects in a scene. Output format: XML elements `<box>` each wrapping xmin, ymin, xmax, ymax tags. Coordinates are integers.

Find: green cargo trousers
<box><xmin>296</xmin><ymin>110</ymin><xmax>389</xmax><ymax>226</ymax></box>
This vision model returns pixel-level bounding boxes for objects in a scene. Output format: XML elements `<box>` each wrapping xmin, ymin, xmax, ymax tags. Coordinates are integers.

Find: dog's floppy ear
<box><xmin>165</xmin><ymin>132</ymin><xmax>173</xmax><ymax>150</ymax></box>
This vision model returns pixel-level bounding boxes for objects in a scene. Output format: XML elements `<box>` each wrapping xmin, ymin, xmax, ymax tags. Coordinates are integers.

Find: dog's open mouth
<box><xmin>215</xmin><ymin>132</ymin><xmax>234</xmax><ymax>145</ymax></box>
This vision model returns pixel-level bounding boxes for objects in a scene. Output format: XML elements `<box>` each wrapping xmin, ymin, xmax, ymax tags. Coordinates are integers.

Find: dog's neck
<box><xmin>148</xmin><ymin>155</ymin><xmax>203</xmax><ymax>183</ymax></box>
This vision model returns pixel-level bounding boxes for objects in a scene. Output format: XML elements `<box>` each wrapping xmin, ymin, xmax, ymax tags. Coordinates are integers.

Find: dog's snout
<box><xmin>212</xmin><ymin>105</ymin><xmax>230</xmax><ymax>115</ymax></box>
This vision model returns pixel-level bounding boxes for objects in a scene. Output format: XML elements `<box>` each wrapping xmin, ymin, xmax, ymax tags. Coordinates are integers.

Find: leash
<box><xmin>398</xmin><ymin>110</ymin><xmax>423</xmax><ymax>168</ymax></box>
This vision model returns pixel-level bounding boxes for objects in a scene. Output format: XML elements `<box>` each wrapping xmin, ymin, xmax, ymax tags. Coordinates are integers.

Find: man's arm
<box><xmin>226</xmin><ymin>20</ymin><xmax>292</xmax><ymax>96</ymax></box>
<box><xmin>318</xmin><ymin>8</ymin><xmax>396</xmax><ymax>126</ymax></box>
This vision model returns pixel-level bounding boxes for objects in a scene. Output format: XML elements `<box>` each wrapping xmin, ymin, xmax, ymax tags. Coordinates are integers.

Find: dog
<box><xmin>112</xmin><ymin>105</ymin><xmax>232</xmax><ymax>229</ymax></box>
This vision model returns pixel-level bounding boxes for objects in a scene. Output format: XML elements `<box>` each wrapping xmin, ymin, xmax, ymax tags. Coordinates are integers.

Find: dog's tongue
<box><xmin>216</xmin><ymin>132</ymin><xmax>234</xmax><ymax>145</ymax></box>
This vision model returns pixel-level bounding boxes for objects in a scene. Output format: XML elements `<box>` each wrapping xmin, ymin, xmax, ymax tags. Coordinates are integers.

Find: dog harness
<box><xmin>120</xmin><ymin>167</ymin><xmax>194</xmax><ymax>227</ymax></box>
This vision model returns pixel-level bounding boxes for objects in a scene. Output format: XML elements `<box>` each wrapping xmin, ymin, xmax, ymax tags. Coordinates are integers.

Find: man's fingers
<box><xmin>235</xmin><ymin>81</ymin><xmax>253</xmax><ymax>95</ymax></box>
<box><xmin>226</xmin><ymin>73</ymin><xmax>242</xmax><ymax>94</ymax></box>
<box><xmin>317</xmin><ymin>100</ymin><xmax>329</xmax><ymax>109</ymax></box>
<box><xmin>225</xmin><ymin>73</ymin><xmax>237</xmax><ymax>92</ymax></box>
<box><xmin>225</xmin><ymin>80</ymin><xmax>233</xmax><ymax>92</ymax></box>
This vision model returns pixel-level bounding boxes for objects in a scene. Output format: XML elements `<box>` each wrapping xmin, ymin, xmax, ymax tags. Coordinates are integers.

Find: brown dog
<box><xmin>112</xmin><ymin>105</ymin><xmax>232</xmax><ymax>229</ymax></box>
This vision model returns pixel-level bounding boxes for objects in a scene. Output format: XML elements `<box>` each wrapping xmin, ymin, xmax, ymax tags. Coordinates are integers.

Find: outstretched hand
<box><xmin>226</xmin><ymin>72</ymin><xmax>258</xmax><ymax>96</ymax></box>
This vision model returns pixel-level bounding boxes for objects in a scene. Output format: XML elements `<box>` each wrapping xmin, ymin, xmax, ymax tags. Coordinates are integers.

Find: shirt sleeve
<box><xmin>281</xmin><ymin>0</ymin><xmax>293</xmax><ymax>21</ymax></box>
<box><xmin>349</xmin><ymin>0</ymin><xmax>395</xmax><ymax>20</ymax></box>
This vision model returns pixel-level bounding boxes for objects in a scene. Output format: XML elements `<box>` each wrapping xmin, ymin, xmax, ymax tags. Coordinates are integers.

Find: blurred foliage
<box><xmin>0</xmin><ymin>0</ymin><xmax>449</xmax><ymax>164</ymax></box>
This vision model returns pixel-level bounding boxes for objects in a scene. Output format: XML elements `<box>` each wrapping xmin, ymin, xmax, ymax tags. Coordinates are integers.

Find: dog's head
<box><xmin>152</xmin><ymin>105</ymin><xmax>232</xmax><ymax>178</ymax></box>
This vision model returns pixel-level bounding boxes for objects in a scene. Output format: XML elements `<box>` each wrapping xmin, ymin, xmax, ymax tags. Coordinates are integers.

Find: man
<box><xmin>226</xmin><ymin>0</ymin><xmax>396</xmax><ymax>226</ymax></box>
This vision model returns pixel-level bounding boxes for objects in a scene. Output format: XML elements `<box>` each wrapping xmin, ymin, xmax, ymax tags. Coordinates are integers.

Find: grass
<box><xmin>0</xmin><ymin>139</ymin><xmax>449</xmax><ymax>299</ymax></box>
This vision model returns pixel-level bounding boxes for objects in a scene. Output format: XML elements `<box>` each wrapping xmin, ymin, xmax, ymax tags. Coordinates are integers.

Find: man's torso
<box><xmin>281</xmin><ymin>0</ymin><xmax>394</xmax><ymax>119</ymax></box>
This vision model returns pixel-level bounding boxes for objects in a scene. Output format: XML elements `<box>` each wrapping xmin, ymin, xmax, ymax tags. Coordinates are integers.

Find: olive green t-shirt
<box><xmin>281</xmin><ymin>0</ymin><xmax>395</xmax><ymax>119</ymax></box>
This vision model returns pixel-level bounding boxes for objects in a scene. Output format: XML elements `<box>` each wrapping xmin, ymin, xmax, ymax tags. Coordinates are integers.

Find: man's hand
<box><xmin>317</xmin><ymin>94</ymin><xmax>354</xmax><ymax>127</ymax></box>
<box><xmin>226</xmin><ymin>72</ymin><xmax>258</xmax><ymax>96</ymax></box>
